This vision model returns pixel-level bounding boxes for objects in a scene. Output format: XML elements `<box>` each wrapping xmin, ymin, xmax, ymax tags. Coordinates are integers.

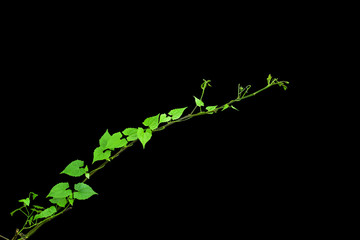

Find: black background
<box><xmin>1</xmin><ymin>3</ymin><xmax>309</xmax><ymax>239</ymax></box>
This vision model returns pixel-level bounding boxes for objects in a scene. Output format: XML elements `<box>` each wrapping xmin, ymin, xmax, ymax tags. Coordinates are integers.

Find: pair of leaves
<box><xmin>46</xmin><ymin>182</ymin><xmax>97</xmax><ymax>205</ymax></box>
<box><xmin>99</xmin><ymin>130</ymin><xmax>128</xmax><ymax>150</ymax></box>
<box><xmin>93</xmin><ymin>130</ymin><xmax>128</xmax><ymax>163</ymax></box>
<box><xmin>18</xmin><ymin>192</ymin><xmax>38</xmax><ymax>207</ymax></box>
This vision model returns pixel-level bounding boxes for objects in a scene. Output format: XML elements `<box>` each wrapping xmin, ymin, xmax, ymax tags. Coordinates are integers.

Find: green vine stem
<box><xmin>5</xmin><ymin>74</ymin><xmax>288</xmax><ymax>240</ymax></box>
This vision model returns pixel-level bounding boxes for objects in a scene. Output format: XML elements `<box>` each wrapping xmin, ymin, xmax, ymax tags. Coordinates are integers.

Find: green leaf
<box><xmin>73</xmin><ymin>183</ymin><xmax>98</xmax><ymax>200</ymax></box>
<box><xmin>30</xmin><ymin>192</ymin><xmax>38</xmax><ymax>200</ymax></box>
<box><xmin>49</xmin><ymin>197</ymin><xmax>68</xmax><ymax>208</ymax></box>
<box><xmin>206</xmin><ymin>105</ymin><xmax>218</xmax><ymax>111</ymax></box>
<box><xmin>106</xmin><ymin>132</ymin><xmax>127</xmax><ymax>149</ymax></box>
<box><xmin>32</xmin><ymin>205</ymin><xmax>45</xmax><ymax>210</ymax></box>
<box><xmin>34</xmin><ymin>206</ymin><xmax>57</xmax><ymax>220</ymax></box>
<box><xmin>222</xmin><ymin>104</ymin><xmax>230</xmax><ymax>111</ymax></box>
<box><xmin>194</xmin><ymin>96</ymin><xmax>204</xmax><ymax>107</ymax></box>
<box><xmin>231</xmin><ymin>105</ymin><xmax>239</xmax><ymax>111</ymax></box>
<box><xmin>137</xmin><ymin>127</ymin><xmax>152</xmax><ymax>149</ymax></box>
<box><xmin>47</xmin><ymin>182</ymin><xmax>72</xmax><ymax>199</ymax></box>
<box><xmin>61</xmin><ymin>160</ymin><xmax>86</xmax><ymax>177</ymax></box>
<box><xmin>68</xmin><ymin>194</ymin><xmax>74</xmax><ymax>206</ymax></box>
<box><xmin>93</xmin><ymin>146</ymin><xmax>111</xmax><ymax>163</ymax></box>
<box><xmin>267</xmin><ymin>74</ymin><xmax>272</xmax><ymax>85</ymax></box>
<box><xmin>123</xmin><ymin>128</ymin><xmax>139</xmax><ymax>141</ymax></box>
<box><xmin>99</xmin><ymin>129</ymin><xmax>111</xmax><ymax>148</ymax></box>
<box><xmin>159</xmin><ymin>113</ymin><xmax>171</xmax><ymax>123</ymax></box>
<box><xmin>143</xmin><ymin>113</ymin><xmax>160</xmax><ymax>130</ymax></box>
<box><xmin>168</xmin><ymin>107</ymin><xmax>187</xmax><ymax>120</ymax></box>
<box><xmin>19</xmin><ymin>198</ymin><xmax>30</xmax><ymax>207</ymax></box>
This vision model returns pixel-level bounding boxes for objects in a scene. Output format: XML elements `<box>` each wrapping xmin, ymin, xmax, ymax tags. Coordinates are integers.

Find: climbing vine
<box><xmin>1</xmin><ymin>74</ymin><xmax>288</xmax><ymax>240</ymax></box>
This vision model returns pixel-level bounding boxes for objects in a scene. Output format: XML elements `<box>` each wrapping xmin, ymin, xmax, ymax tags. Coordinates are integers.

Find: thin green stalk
<box><xmin>0</xmin><ymin>234</ymin><xmax>9</xmax><ymax>240</ymax></box>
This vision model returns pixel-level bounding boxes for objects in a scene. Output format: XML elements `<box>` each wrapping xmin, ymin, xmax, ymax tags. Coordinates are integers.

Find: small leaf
<box><xmin>194</xmin><ymin>96</ymin><xmax>204</xmax><ymax>107</ymax></box>
<box><xmin>61</xmin><ymin>160</ymin><xmax>86</xmax><ymax>177</ymax></box>
<box><xmin>47</xmin><ymin>182</ymin><xmax>72</xmax><ymax>199</ymax></box>
<box><xmin>18</xmin><ymin>198</ymin><xmax>30</xmax><ymax>207</ymax></box>
<box><xmin>267</xmin><ymin>74</ymin><xmax>272</xmax><ymax>84</ymax></box>
<box><xmin>34</xmin><ymin>206</ymin><xmax>57</xmax><ymax>220</ymax></box>
<box><xmin>123</xmin><ymin>128</ymin><xmax>138</xmax><ymax>141</ymax></box>
<box><xmin>159</xmin><ymin>113</ymin><xmax>171</xmax><ymax>123</ymax></box>
<box><xmin>106</xmin><ymin>132</ymin><xmax>127</xmax><ymax>149</ymax></box>
<box><xmin>68</xmin><ymin>194</ymin><xmax>74</xmax><ymax>206</ymax></box>
<box><xmin>99</xmin><ymin>129</ymin><xmax>111</xmax><ymax>148</ymax></box>
<box><xmin>73</xmin><ymin>183</ymin><xmax>98</xmax><ymax>200</ymax></box>
<box><xmin>206</xmin><ymin>105</ymin><xmax>218</xmax><ymax>111</ymax></box>
<box><xmin>231</xmin><ymin>105</ymin><xmax>239</xmax><ymax>111</ymax></box>
<box><xmin>137</xmin><ymin>127</ymin><xmax>152</xmax><ymax>149</ymax></box>
<box><xmin>143</xmin><ymin>114</ymin><xmax>160</xmax><ymax>130</ymax></box>
<box><xmin>222</xmin><ymin>104</ymin><xmax>230</xmax><ymax>111</ymax></box>
<box><xmin>32</xmin><ymin>205</ymin><xmax>45</xmax><ymax>210</ymax></box>
<box><xmin>93</xmin><ymin>147</ymin><xmax>111</xmax><ymax>163</ymax></box>
<box><xmin>168</xmin><ymin>107</ymin><xmax>187</xmax><ymax>120</ymax></box>
<box><xmin>30</xmin><ymin>192</ymin><xmax>38</xmax><ymax>200</ymax></box>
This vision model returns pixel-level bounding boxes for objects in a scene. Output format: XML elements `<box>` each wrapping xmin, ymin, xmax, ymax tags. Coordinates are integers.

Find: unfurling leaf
<box><xmin>194</xmin><ymin>96</ymin><xmax>204</xmax><ymax>107</ymax></box>
<box><xmin>168</xmin><ymin>107</ymin><xmax>187</xmax><ymax>120</ymax></box>
<box><xmin>137</xmin><ymin>127</ymin><xmax>152</xmax><ymax>149</ymax></box>
<box><xmin>47</xmin><ymin>182</ymin><xmax>72</xmax><ymax>199</ymax></box>
<box><xmin>34</xmin><ymin>206</ymin><xmax>57</xmax><ymax>220</ymax></box>
<box><xmin>73</xmin><ymin>183</ymin><xmax>98</xmax><ymax>200</ymax></box>
<box><xmin>61</xmin><ymin>160</ymin><xmax>86</xmax><ymax>177</ymax></box>
<box><xmin>267</xmin><ymin>74</ymin><xmax>272</xmax><ymax>85</ymax></box>
<box><xmin>143</xmin><ymin>114</ymin><xmax>160</xmax><ymax>130</ymax></box>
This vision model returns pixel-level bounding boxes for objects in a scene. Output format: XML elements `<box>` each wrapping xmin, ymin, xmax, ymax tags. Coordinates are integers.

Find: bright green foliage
<box><xmin>159</xmin><ymin>113</ymin><xmax>171</xmax><ymax>123</ymax></box>
<box><xmin>106</xmin><ymin>132</ymin><xmax>127</xmax><ymax>149</ymax></box>
<box><xmin>47</xmin><ymin>182</ymin><xmax>72</xmax><ymax>199</ymax></box>
<box><xmin>143</xmin><ymin>114</ymin><xmax>160</xmax><ymax>130</ymax></box>
<box><xmin>123</xmin><ymin>128</ymin><xmax>138</xmax><ymax>141</ymax></box>
<box><xmin>73</xmin><ymin>183</ymin><xmax>98</xmax><ymax>200</ymax></box>
<box><xmin>137</xmin><ymin>127</ymin><xmax>152</xmax><ymax>149</ymax></box>
<box><xmin>34</xmin><ymin>206</ymin><xmax>57</xmax><ymax>220</ymax></box>
<box><xmin>168</xmin><ymin>107</ymin><xmax>187</xmax><ymax>120</ymax></box>
<box><xmin>7</xmin><ymin>75</ymin><xmax>289</xmax><ymax>238</ymax></box>
<box><xmin>93</xmin><ymin>130</ymin><xmax>129</xmax><ymax>163</ymax></box>
<box><xmin>194</xmin><ymin>96</ymin><xmax>204</xmax><ymax>107</ymax></box>
<box><xmin>61</xmin><ymin>160</ymin><xmax>86</xmax><ymax>177</ymax></box>
<box><xmin>93</xmin><ymin>147</ymin><xmax>111</xmax><ymax>163</ymax></box>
